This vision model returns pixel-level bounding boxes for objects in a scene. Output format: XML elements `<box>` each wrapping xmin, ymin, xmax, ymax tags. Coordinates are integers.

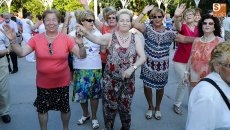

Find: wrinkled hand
<box><xmin>74</xmin><ymin>34</ymin><xmax>83</xmax><ymax>45</ymax></box>
<box><xmin>79</xmin><ymin>0</ymin><xmax>88</xmax><ymax>5</ymax></box>
<box><xmin>122</xmin><ymin>67</ymin><xmax>135</xmax><ymax>80</ymax></box>
<box><xmin>0</xmin><ymin>24</ymin><xmax>17</xmax><ymax>41</ymax></box>
<box><xmin>174</xmin><ymin>3</ymin><xmax>186</xmax><ymax>17</ymax></box>
<box><xmin>76</xmin><ymin>24</ymin><xmax>87</xmax><ymax>36</ymax></box>
<box><xmin>143</xmin><ymin>5</ymin><xmax>154</xmax><ymax>14</ymax></box>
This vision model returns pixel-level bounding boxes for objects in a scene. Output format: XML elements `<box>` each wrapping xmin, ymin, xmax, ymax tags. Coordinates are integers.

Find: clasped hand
<box><xmin>122</xmin><ymin>67</ymin><xmax>135</xmax><ymax>80</ymax></box>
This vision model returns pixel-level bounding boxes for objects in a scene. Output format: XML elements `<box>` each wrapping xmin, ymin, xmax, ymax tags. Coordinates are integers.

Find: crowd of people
<box><xmin>0</xmin><ymin>1</ymin><xmax>230</xmax><ymax>130</ymax></box>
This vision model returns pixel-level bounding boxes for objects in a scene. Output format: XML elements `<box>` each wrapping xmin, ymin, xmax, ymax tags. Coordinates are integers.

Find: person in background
<box><xmin>2</xmin><ymin>12</ymin><xmax>19</xmax><ymax>74</ymax></box>
<box><xmin>32</xmin><ymin>14</ymin><xmax>43</xmax><ymax>36</ymax></box>
<box><xmin>0</xmin><ymin>23</ymin><xmax>12</xmax><ymax>123</ymax></box>
<box><xmin>172</xmin><ymin>4</ymin><xmax>199</xmax><ymax>115</ymax></box>
<box><xmin>80</xmin><ymin>0</ymin><xmax>118</xmax><ymax>74</ymax></box>
<box><xmin>164</xmin><ymin>13</ymin><xmax>173</xmax><ymax>30</ymax></box>
<box><xmin>194</xmin><ymin>8</ymin><xmax>202</xmax><ymax>26</ymax></box>
<box><xmin>186</xmin><ymin>42</ymin><xmax>230</xmax><ymax>130</ymax></box>
<box><xmin>21</xmin><ymin>12</ymin><xmax>39</xmax><ymax>62</ymax></box>
<box><xmin>1</xmin><ymin>9</ymin><xmax>86</xmax><ymax>130</ymax></box>
<box><xmin>69</xmin><ymin>10</ymin><xmax>102</xmax><ymax>129</ymax></box>
<box><xmin>132</xmin><ymin>5</ymin><xmax>177</xmax><ymax>120</ymax></box>
<box><xmin>77</xmin><ymin>8</ymin><xmax>146</xmax><ymax>130</ymax></box>
<box><xmin>188</xmin><ymin>14</ymin><xmax>224</xmax><ymax>87</ymax></box>
<box><xmin>223</xmin><ymin>12</ymin><xmax>230</xmax><ymax>41</ymax></box>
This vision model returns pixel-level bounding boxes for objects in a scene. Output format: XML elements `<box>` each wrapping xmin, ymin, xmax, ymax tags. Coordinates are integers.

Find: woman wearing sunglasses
<box><xmin>186</xmin><ymin>42</ymin><xmax>230</xmax><ymax>130</ymax></box>
<box><xmin>80</xmin><ymin>0</ymin><xmax>117</xmax><ymax>74</ymax></box>
<box><xmin>132</xmin><ymin>5</ymin><xmax>177</xmax><ymax>120</ymax></box>
<box><xmin>172</xmin><ymin>4</ymin><xmax>199</xmax><ymax>115</ymax></box>
<box><xmin>1</xmin><ymin>9</ymin><xmax>86</xmax><ymax>130</ymax></box>
<box><xmin>188</xmin><ymin>14</ymin><xmax>224</xmax><ymax>87</ymax></box>
<box><xmin>69</xmin><ymin>10</ymin><xmax>102</xmax><ymax>129</ymax></box>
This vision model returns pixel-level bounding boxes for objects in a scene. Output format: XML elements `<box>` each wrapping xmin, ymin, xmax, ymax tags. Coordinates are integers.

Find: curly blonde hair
<box><xmin>116</xmin><ymin>9</ymin><xmax>133</xmax><ymax>22</ymax></box>
<box><xmin>210</xmin><ymin>42</ymin><xmax>230</xmax><ymax>71</ymax></box>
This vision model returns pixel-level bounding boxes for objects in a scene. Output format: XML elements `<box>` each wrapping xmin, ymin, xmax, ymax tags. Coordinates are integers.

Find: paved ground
<box><xmin>0</xmin><ymin>47</ymin><xmax>189</xmax><ymax>130</ymax></box>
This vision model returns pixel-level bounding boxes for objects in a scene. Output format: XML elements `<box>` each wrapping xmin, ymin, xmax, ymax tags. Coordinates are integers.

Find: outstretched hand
<box><xmin>79</xmin><ymin>0</ymin><xmax>88</xmax><ymax>6</ymax></box>
<box><xmin>143</xmin><ymin>5</ymin><xmax>154</xmax><ymax>14</ymax></box>
<box><xmin>0</xmin><ymin>24</ymin><xmax>17</xmax><ymax>41</ymax></box>
<box><xmin>174</xmin><ymin>3</ymin><xmax>186</xmax><ymax>17</ymax></box>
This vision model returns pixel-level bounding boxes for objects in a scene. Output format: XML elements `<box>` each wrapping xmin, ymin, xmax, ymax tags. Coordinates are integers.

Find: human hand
<box><xmin>79</xmin><ymin>0</ymin><xmax>88</xmax><ymax>6</ymax></box>
<box><xmin>122</xmin><ymin>66</ymin><xmax>135</xmax><ymax>80</ymax></box>
<box><xmin>0</xmin><ymin>24</ymin><xmax>17</xmax><ymax>41</ymax></box>
<box><xmin>182</xmin><ymin>71</ymin><xmax>190</xmax><ymax>87</ymax></box>
<box><xmin>76</xmin><ymin>24</ymin><xmax>87</xmax><ymax>36</ymax></box>
<box><xmin>174</xmin><ymin>3</ymin><xmax>186</xmax><ymax>17</ymax></box>
<box><xmin>143</xmin><ymin>5</ymin><xmax>154</xmax><ymax>14</ymax></box>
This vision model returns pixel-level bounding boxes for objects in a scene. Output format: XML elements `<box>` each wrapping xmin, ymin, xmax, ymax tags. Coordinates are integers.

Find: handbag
<box><xmin>200</xmin><ymin>78</ymin><xmax>230</xmax><ymax>110</ymax></box>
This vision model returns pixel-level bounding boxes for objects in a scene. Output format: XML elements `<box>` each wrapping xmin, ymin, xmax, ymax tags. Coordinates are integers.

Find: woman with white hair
<box><xmin>77</xmin><ymin>9</ymin><xmax>146</xmax><ymax>130</ymax></box>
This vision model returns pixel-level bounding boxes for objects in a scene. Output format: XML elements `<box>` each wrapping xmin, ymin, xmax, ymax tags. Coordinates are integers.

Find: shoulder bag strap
<box><xmin>200</xmin><ymin>78</ymin><xmax>230</xmax><ymax>110</ymax></box>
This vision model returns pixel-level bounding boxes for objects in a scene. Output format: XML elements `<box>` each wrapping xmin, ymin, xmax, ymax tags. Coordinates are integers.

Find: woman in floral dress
<box><xmin>77</xmin><ymin>9</ymin><xmax>146</xmax><ymax>130</ymax></box>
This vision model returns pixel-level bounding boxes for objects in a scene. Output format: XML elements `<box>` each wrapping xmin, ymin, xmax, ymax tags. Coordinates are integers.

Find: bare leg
<box><xmin>61</xmin><ymin>111</ymin><xmax>70</xmax><ymax>130</ymax></box>
<box><xmin>144</xmin><ymin>86</ymin><xmax>154</xmax><ymax>110</ymax></box>
<box><xmin>90</xmin><ymin>99</ymin><xmax>99</xmax><ymax>120</ymax></box>
<box><xmin>80</xmin><ymin>102</ymin><xmax>90</xmax><ymax>116</ymax></box>
<box><xmin>38</xmin><ymin>112</ymin><xmax>48</xmax><ymax>130</ymax></box>
<box><xmin>155</xmin><ymin>88</ymin><xmax>164</xmax><ymax>111</ymax></box>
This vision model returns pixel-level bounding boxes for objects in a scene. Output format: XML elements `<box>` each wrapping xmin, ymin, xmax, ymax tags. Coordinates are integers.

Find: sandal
<box><xmin>77</xmin><ymin>115</ymin><xmax>90</xmax><ymax>125</ymax></box>
<box><xmin>173</xmin><ymin>105</ymin><xmax>183</xmax><ymax>115</ymax></box>
<box><xmin>154</xmin><ymin>110</ymin><xmax>162</xmax><ymax>120</ymax></box>
<box><xmin>145</xmin><ymin>110</ymin><xmax>153</xmax><ymax>119</ymax></box>
<box><xmin>92</xmin><ymin>119</ymin><xmax>99</xmax><ymax>129</ymax></box>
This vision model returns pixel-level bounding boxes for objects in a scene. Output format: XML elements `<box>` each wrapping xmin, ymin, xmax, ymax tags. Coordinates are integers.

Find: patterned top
<box><xmin>190</xmin><ymin>37</ymin><xmax>224</xmax><ymax>80</ymax></box>
<box><xmin>104</xmin><ymin>33</ymin><xmax>137</xmax><ymax>81</ymax></box>
<box><xmin>140</xmin><ymin>23</ymin><xmax>177</xmax><ymax>89</ymax></box>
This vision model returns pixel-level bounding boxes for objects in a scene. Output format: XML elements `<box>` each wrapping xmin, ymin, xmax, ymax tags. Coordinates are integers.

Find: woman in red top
<box><xmin>173</xmin><ymin>4</ymin><xmax>199</xmax><ymax>115</ymax></box>
<box><xmin>2</xmin><ymin>9</ymin><xmax>86</xmax><ymax>130</ymax></box>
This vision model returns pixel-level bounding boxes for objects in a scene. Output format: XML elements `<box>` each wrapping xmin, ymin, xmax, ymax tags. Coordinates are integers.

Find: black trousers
<box><xmin>6</xmin><ymin>52</ymin><xmax>18</xmax><ymax>72</ymax></box>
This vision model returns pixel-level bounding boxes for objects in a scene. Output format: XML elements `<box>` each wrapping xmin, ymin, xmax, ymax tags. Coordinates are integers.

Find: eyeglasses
<box><xmin>152</xmin><ymin>16</ymin><xmax>163</xmax><ymax>19</ymax></box>
<box><xmin>202</xmin><ymin>22</ymin><xmax>214</xmax><ymax>25</ymax></box>
<box><xmin>48</xmin><ymin>43</ymin><xmax>53</xmax><ymax>55</ymax></box>
<box><xmin>108</xmin><ymin>17</ymin><xmax>116</xmax><ymax>20</ymax></box>
<box><xmin>85</xmin><ymin>19</ymin><xmax>95</xmax><ymax>23</ymax></box>
<box><xmin>220</xmin><ymin>63</ymin><xmax>230</xmax><ymax>68</ymax></box>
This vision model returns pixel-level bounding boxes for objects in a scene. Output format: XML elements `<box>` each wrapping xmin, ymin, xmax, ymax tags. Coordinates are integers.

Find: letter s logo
<box><xmin>213</xmin><ymin>3</ymin><xmax>220</xmax><ymax>11</ymax></box>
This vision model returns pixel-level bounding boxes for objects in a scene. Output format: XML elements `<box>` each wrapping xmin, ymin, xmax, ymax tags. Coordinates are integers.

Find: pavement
<box><xmin>0</xmin><ymin>47</ymin><xmax>189</xmax><ymax>130</ymax></box>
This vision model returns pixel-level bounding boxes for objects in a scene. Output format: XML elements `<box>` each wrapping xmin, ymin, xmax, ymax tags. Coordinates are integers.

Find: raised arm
<box><xmin>173</xmin><ymin>3</ymin><xmax>186</xmax><ymax>32</ymax></box>
<box><xmin>1</xmin><ymin>24</ymin><xmax>33</xmax><ymax>57</ymax></box>
<box><xmin>77</xmin><ymin>24</ymin><xmax>111</xmax><ymax>46</ymax></box>
<box><xmin>61</xmin><ymin>12</ymin><xmax>71</xmax><ymax>34</ymax></box>
<box><xmin>132</xmin><ymin>5</ymin><xmax>154</xmax><ymax>33</ymax></box>
<box><xmin>71</xmin><ymin>34</ymin><xmax>86</xmax><ymax>59</ymax></box>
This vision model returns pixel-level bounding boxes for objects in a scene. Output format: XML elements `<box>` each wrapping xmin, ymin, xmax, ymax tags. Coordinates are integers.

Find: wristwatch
<box><xmin>132</xmin><ymin>65</ymin><xmax>138</xmax><ymax>70</ymax></box>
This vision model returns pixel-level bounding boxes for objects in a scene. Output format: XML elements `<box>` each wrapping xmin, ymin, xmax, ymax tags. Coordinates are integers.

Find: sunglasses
<box><xmin>152</xmin><ymin>16</ymin><xmax>163</xmax><ymax>19</ymax></box>
<box><xmin>202</xmin><ymin>22</ymin><xmax>214</xmax><ymax>25</ymax></box>
<box><xmin>108</xmin><ymin>17</ymin><xmax>116</xmax><ymax>20</ymax></box>
<box><xmin>85</xmin><ymin>19</ymin><xmax>95</xmax><ymax>23</ymax></box>
<box><xmin>220</xmin><ymin>63</ymin><xmax>230</xmax><ymax>69</ymax></box>
<box><xmin>48</xmin><ymin>43</ymin><xmax>53</xmax><ymax>55</ymax></box>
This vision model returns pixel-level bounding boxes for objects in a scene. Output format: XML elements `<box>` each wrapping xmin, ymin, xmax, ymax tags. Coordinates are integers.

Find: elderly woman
<box><xmin>77</xmin><ymin>9</ymin><xmax>146</xmax><ymax>130</ymax></box>
<box><xmin>186</xmin><ymin>42</ymin><xmax>230</xmax><ymax>130</ymax></box>
<box><xmin>188</xmin><ymin>14</ymin><xmax>224</xmax><ymax>87</ymax></box>
<box><xmin>69</xmin><ymin>10</ymin><xmax>102</xmax><ymax>129</ymax></box>
<box><xmin>132</xmin><ymin>5</ymin><xmax>177</xmax><ymax>120</ymax></box>
<box><xmin>1</xmin><ymin>9</ymin><xmax>86</xmax><ymax>130</ymax></box>
<box><xmin>172</xmin><ymin>4</ymin><xmax>199</xmax><ymax>115</ymax></box>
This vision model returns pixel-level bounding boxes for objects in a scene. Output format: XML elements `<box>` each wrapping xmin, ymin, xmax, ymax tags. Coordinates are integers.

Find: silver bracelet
<box><xmin>10</xmin><ymin>40</ymin><xmax>17</xmax><ymax>44</ymax></box>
